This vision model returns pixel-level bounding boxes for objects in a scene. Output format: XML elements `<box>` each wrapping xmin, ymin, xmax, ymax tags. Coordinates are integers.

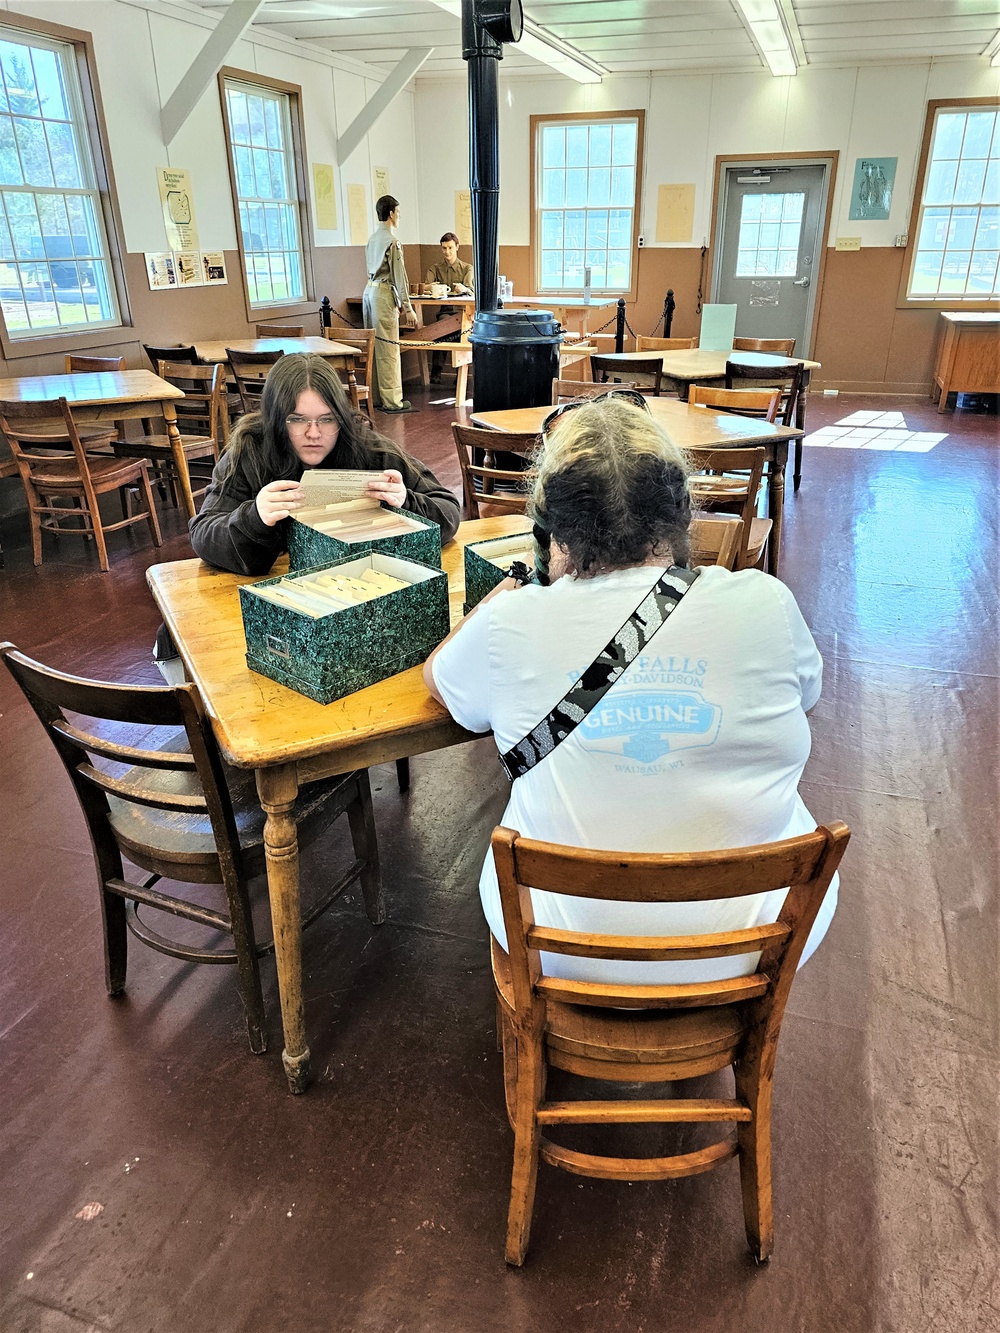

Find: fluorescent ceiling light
<box><xmin>425</xmin><ymin>1</ymin><xmax>604</xmax><ymax>83</ymax></box>
<box><xmin>734</xmin><ymin>0</ymin><xmax>798</xmax><ymax>77</ymax></box>
<box><xmin>984</xmin><ymin>30</ymin><xmax>1000</xmax><ymax>66</ymax></box>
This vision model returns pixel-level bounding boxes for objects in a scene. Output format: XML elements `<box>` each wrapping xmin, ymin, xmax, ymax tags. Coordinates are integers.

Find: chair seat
<box><xmin>105</xmin><ymin>739</ymin><xmax>359</xmax><ymax>871</ymax></box>
<box><xmin>115</xmin><ymin>434</ymin><xmax>216</xmax><ymax>461</ymax></box>
<box><xmin>29</xmin><ymin>454</ymin><xmax>148</xmax><ymax>489</ymax></box>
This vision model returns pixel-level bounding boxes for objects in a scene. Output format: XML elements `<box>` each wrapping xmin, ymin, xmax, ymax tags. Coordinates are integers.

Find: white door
<box><xmin>711</xmin><ymin>161</ymin><xmax>831</xmax><ymax>357</ymax></box>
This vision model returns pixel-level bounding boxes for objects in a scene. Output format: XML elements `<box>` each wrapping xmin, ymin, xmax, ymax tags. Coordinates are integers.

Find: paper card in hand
<box><xmin>299</xmin><ymin>468</ymin><xmax>385</xmax><ymax>506</ymax></box>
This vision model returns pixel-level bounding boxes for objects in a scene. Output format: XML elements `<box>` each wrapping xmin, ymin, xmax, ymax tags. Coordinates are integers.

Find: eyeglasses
<box><xmin>542</xmin><ymin>388</ymin><xmax>650</xmax><ymax>439</ymax></box>
<box><xmin>285</xmin><ymin>414</ymin><xmax>339</xmax><ymax>433</ymax></box>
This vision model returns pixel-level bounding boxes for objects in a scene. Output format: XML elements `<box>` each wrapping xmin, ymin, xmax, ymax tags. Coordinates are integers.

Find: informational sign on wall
<box><xmin>455</xmin><ymin>190</ymin><xmax>473</xmax><ymax>245</ymax></box>
<box><xmin>156</xmin><ymin>166</ymin><xmax>199</xmax><ymax>251</ymax></box>
<box><xmin>373</xmin><ymin>166</ymin><xmax>391</xmax><ymax>204</ymax></box>
<box><xmin>348</xmin><ymin>183</ymin><xmax>368</xmax><ymax>246</ymax></box>
<box><xmin>848</xmin><ymin>157</ymin><xmax>897</xmax><ymax>221</ymax></box>
<box><xmin>144</xmin><ymin>250</ymin><xmax>228</xmax><ymax>291</ymax></box>
<box><xmin>655</xmin><ymin>184</ymin><xmax>695</xmax><ymax>243</ymax></box>
<box><xmin>312</xmin><ymin>163</ymin><xmax>338</xmax><ymax>231</ymax></box>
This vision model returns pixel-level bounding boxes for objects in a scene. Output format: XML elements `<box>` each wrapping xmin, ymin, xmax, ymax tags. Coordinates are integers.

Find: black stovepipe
<box><xmin>462</xmin><ymin>0</ymin><xmax>501</xmax><ymax>317</ymax></box>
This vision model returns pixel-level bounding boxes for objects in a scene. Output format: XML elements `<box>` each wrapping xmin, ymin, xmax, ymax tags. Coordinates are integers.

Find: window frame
<box><xmin>218</xmin><ymin>67</ymin><xmax>314</xmax><ymax>321</ymax></box>
<box><xmin>897</xmin><ymin>96</ymin><xmax>1000</xmax><ymax>311</ymax></box>
<box><xmin>530</xmin><ymin>110</ymin><xmax>645</xmax><ymax>303</ymax></box>
<box><xmin>0</xmin><ymin>7</ymin><xmax>130</xmax><ymax>361</ymax></box>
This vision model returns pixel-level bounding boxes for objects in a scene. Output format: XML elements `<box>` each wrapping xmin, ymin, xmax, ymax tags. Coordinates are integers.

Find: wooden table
<box><xmin>0</xmin><ymin>369</ymin><xmax>194</xmax><ymax>516</ymax></box>
<box><xmin>147</xmin><ymin>514</ymin><xmax>528</xmax><ymax>1093</ymax></box>
<box><xmin>193</xmin><ymin>335</ymin><xmax>361</xmax><ymax>395</ymax></box>
<box><xmin>471</xmin><ymin>397</ymin><xmax>803</xmax><ymax>577</ymax></box>
<box><xmin>503</xmin><ymin>296</ymin><xmax>617</xmax><ymax>337</ymax></box>
<box><xmin>933</xmin><ymin>313</ymin><xmax>1000</xmax><ymax>411</ymax></box>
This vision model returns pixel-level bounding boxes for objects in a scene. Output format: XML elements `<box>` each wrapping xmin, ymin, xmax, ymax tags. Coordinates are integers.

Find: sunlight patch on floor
<box><xmin>804</xmin><ymin>410</ymin><xmax>947</xmax><ymax>452</ymax></box>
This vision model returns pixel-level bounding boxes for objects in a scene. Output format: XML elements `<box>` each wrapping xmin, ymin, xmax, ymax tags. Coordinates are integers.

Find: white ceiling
<box><xmin>193</xmin><ymin>0</ymin><xmax>1000</xmax><ymax>80</ymax></box>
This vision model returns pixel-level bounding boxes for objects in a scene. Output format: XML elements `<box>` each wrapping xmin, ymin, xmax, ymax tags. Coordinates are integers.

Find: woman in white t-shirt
<box><xmin>424</xmin><ymin>395</ymin><xmax>835</xmax><ymax>985</ymax></box>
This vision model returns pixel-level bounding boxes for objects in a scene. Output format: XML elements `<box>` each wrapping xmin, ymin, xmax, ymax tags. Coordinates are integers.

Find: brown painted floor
<box><xmin>0</xmin><ymin>386</ymin><xmax>997</xmax><ymax>1333</ymax></box>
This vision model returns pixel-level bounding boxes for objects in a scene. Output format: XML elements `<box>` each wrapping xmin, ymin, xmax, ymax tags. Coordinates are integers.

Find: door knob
<box><xmin>792</xmin><ymin>276</ymin><xmax>810</xmax><ymax>288</ymax></box>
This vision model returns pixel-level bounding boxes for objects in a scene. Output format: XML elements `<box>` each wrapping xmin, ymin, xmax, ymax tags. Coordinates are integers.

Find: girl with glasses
<box><xmin>190</xmin><ymin>353</ymin><xmax>459</xmax><ymax>575</ymax></box>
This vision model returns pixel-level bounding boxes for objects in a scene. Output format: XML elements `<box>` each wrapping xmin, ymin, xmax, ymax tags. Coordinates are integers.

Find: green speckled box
<box><xmin>288</xmin><ymin>503</ymin><xmax>441</xmax><ymax>573</ymax></box>
<box><xmin>463</xmin><ymin>531</ymin><xmax>536</xmax><ymax>614</ymax></box>
<box><xmin>240</xmin><ymin>551</ymin><xmax>450</xmax><ymax>704</ymax></box>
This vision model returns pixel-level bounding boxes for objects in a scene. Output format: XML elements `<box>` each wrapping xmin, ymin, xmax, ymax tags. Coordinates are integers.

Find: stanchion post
<box><xmin>615</xmin><ymin>297</ymin><xmax>626</xmax><ymax>353</ymax></box>
<box><xmin>663</xmin><ymin>288</ymin><xmax>675</xmax><ymax>337</ymax></box>
<box><xmin>319</xmin><ymin>295</ymin><xmax>332</xmax><ymax>332</ymax></box>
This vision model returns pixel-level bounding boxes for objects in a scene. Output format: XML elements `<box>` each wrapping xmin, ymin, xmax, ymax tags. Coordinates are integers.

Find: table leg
<box><xmin>162</xmin><ymin>402</ymin><xmax>196</xmax><ymax>519</ymax></box>
<box><xmin>455</xmin><ymin>360</ymin><xmax>469</xmax><ymax>406</ymax></box>
<box><xmin>768</xmin><ymin>454</ymin><xmax>785</xmax><ymax>577</ymax></box>
<box><xmin>256</xmin><ymin>763</ymin><xmax>310</xmax><ymax>1094</ymax></box>
<box><xmin>792</xmin><ymin>371</ymin><xmax>809</xmax><ymax>491</ymax></box>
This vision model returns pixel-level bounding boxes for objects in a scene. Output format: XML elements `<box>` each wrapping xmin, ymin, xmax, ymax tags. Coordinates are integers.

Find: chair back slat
<box><xmin>77</xmin><ymin>762</ymin><xmax>210</xmax><ymax>814</ymax></box>
<box><xmin>528</xmin><ymin>919</ymin><xmax>791</xmax><ymax>960</ymax></box>
<box><xmin>591</xmin><ymin>355</ymin><xmax>662</xmax><ymax>395</ymax></box>
<box><xmin>156</xmin><ymin>361</ymin><xmax>228</xmax><ymax>450</ymax></box>
<box><xmin>689</xmin><ymin>385</ymin><xmax>780</xmax><ymax>421</ymax></box>
<box><xmin>143</xmin><ymin>343</ymin><xmax>199</xmax><ymax>369</ymax></box>
<box><xmin>65</xmin><ymin>355</ymin><xmax>126</xmax><ymax>373</ymax></box>
<box><xmin>536</xmin><ymin>973</ymin><xmax>770</xmax><ymax>1010</ymax></box>
<box><xmin>689</xmin><ymin>514</ymin><xmax>742</xmax><ymax>571</ymax></box>
<box><xmin>635</xmin><ymin>336</ymin><xmax>697</xmax><ymax>351</ymax></box>
<box><xmin>51</xmin><ymin>719</ymin><xmax>199</xmax><ymax>770</ymax></box>
<box><xmin>255</xmin><ymin>323</ymin><xmax>304</xmax><ymax>337</ymax></box>
<box><xmin>733</xmin><ymin>337</ymin><xmax>796</xmax><ymax>355</ymax></box>
<box><xmin>502</xmin><ymin>826</ymin><xmax>843</xmax><ymax>902</ymax></box>
<box><xmin>686</xmin><ymin>445</ymin><xmax>766</xmax><ymax>573</ymax></box>
<box><xmin>551</xmin><ymin>378</ymin><xmax>638</xmax><ymax>404</ymax></box>
<box><xmin>726</xmin><ymin>360</ymin><xmax>805</xmax><ymax>427</ymax></box>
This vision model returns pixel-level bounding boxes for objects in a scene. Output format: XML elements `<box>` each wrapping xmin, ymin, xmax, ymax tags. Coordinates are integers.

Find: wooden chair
<box><xmin>324</xmin><ymin>324</ymin><xmax>376</xmax><ymax>422</ymax></box>
<box><xmin>490</xmin><ymin>821</ymin><xmax>850</xmax><ymax>1265</ymax></box>
<box><xmin>255</xmin><ymin>323</ymin><xmax>304</xmax><ymax>337</ymax></box>
<box><xmin>689</xmin><ymin>384</ymin><xmax>781</xmax><ymax>422</ymax></box>
<box><xmin>113</xmin><ymin>362</ymin><xmax>228</xmax><ymax>507</ymax></box>
<box><xmin>143</xmin><ymin>343</ymin><xmax>199</xmax><ymax>368</ymax></box>
<box><xmin>452</xmin><ymin>422</ymin><xmax>538</xmax><ymax>518</ymax></box>
<box><xmin>688</xmin><ymin>513</ymin><xmax>743</xmax><ymax>570</ymax></box>
<box><xmin>15</xmin><ymin>354</ymin><xmax>127</xmax><ymax>453</ymax></box>
<box><xmin>551</xmin><ymin>378</ymin><xmax>638</xmax><ymax>405</ymax></box>
<box><xmin>733</xmin><ymin>337</ymin><xmax>797</xmax><ymax>355</ymax></box>
<box><xmin>591</xmin><ymin>354</ymin><xmax>662</xmax><ymax>396</ymax></box>
<box><xmin>685</xmin><ymin>445</ymin><xmax>771</xmax><ymax>570</ymax></box>
<box><xmin>0</xmin><ymin>397</ymin><xmax>161</xmax><ymax>571</ymax></box>
<box><xmin>0</xmin><ymin>643</ymin><xmax>384</xmax><ymax>1056</ymax></box>
<box><xmin>227</xmin><ymin>347</ymin><xmax>285</xmax><ymax>413</ymax></box>
<box><xmin>726</xmin><ymin>359</ymin><xmax>806</xmax><ymax>490</ymax></box>
<box><xmin>635</xmin><ymin>336</ymin><xmax>697</xmax><ymax>351</ymax></box>
<box><xmin>65</xmin><ymin>354</ymin><xmax>127</xmax><ymax>374</ymax></box>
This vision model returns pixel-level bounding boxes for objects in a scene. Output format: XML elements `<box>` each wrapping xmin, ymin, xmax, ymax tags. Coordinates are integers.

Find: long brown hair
<box><xmin>224</xmin><ymin>353</ymin><xmax>405</xmax><ymax>493</ymax></box>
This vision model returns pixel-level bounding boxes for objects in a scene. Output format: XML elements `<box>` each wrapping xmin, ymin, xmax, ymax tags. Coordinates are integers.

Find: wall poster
<box><xmin>348</xmin><ymin>183</ymin><xmax>369</xmax><ymax>245</ymax></box>
<box><xmin>848</xmin><ymin>157</ymin><xmax>897</xmax><ymax>221</ymax></box>
<box><xmin>655</xmin><ymin>184</ymin><xmax>695</xmax><ymax>243</ymax></box>
<box><xmin>373</xmin><ymin>166</ymin><xmax>391</xmax><ymax>204</ymax></box>
<box><xmin>156</xmin><ymin>166</ymin><xmax>199</xmax><ymax>250</ymax></box>
<box><xmin>312</xmin><ymin>163</ymin><xmax>338</xmax><ymax>230</ymax></box>
<box><xmin>201</xmin><ymin>251</ymin><xmax>228</xmax><ymax>285</ymax></box>
<box><xmin>455</xmin><ymin>190</ymin><xmax>473</xmax><ymax>245</ymax></box>
<box><xmin>144</xmin><ymin>252</ymin><xmax>176</xmax><ymax>290</ymax></box>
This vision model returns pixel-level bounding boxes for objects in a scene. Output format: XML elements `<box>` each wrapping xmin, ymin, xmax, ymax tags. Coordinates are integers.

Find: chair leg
<box><xmin>27</xmin><ymin>496</ymin><xmax>43</xmax><ymax>566</ymax></box>
<box><xmin>793</xmin><ymin>438</ymin><xmax>802</xmax><ymax>492</ymax></box>
<box><xmin>346</xmin><ymin>769</ymin><xmax>385</xmax><ymax>925</ymax></box>
<box><xmin>505</xmin><ymin>1037</ymin><xmax>544</xmax><ymax>1266</ymax></box>
<box><xmin>735</xmin><ymin>1059</ymin><xmax>774</xmax><ymax>1262</ymax></box>
<box><xmin>395</xmin><ymin>757</ymin><xmax>410</xmax><ymax>792</ymax></box>
<box><xmin>91</xmin><ymin>499</ymin><xmax>110</xmax><ymax>572</ymax></box>
<box><xmin>137</xmin><ymin>466</ymin><xmax>163</xmax><ymax>547</ymax></box>
<box><xmin>217</xmin><ymin>866</ymin><xmax>266</xmax><ymax>1053</ymax></box>
<box><xmin>101</xmin><ymin>885</ymin><xmax>129</xmax><ymax>996</ymax></box>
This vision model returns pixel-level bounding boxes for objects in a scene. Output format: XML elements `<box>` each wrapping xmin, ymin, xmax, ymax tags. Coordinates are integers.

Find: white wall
<box><xmin>0</xmin><ymin>0</ymin><xmax>421</xmax><ymax>254</ymax></box>
<box><xmin>414</xmin><ymin>57</ymin><xmax>998</xmax><ymax>251</ymax></box>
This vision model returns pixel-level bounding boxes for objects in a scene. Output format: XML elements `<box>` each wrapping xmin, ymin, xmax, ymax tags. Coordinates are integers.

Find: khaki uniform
<box><xmin>363</xmin><ymin>223</ymin><xmax>415</xmax><ymax>411</ymax></box>
<box><xmin>425</xmin><ymin>256</ymin><xmax>474</xmax><ymax>378</ymax></box>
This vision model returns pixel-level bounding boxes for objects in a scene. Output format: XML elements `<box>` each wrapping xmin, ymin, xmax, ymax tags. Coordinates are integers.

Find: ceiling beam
<box><xmin>336</xmin><ymin>46</ymin><xmax>433</xmax><ymax>164</ymax></box>
<box><xmin>161</xmin><ymin>0</ymin><xmax>265</xmax><ymax>146</ymax></box>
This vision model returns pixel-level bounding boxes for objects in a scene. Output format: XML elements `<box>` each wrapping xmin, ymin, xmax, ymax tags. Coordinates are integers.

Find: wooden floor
<box><xmin>0</xmin><ymin>386</ymin><xmax>997</xmax><ymax>1333</ymax></box>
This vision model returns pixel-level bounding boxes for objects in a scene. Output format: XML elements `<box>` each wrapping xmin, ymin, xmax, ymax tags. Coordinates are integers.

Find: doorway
<box><xmin>711</xmin><ymin>158</ymin><xmax>834</xmax><ymax>358</ymax></box>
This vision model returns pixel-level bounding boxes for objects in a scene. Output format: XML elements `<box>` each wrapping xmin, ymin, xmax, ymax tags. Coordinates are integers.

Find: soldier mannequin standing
<box><xmin>364</xmin><ymin>195</ymin><xmax>417</xmax><ymax>413</ymax></box>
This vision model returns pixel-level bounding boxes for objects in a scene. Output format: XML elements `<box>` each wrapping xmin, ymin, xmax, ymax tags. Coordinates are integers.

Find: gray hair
<box><xmin>530</xmin><ymin>398</ymin><xmax>691</xmax><ymax>578</ymax></box>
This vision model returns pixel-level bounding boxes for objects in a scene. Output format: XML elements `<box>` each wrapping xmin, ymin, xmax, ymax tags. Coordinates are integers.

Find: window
<box><xmin>532</xmin><ymin>113</ymin><xmax>643</xmax><ymax>295</ymax></box>
<box><xmin>223</xmin><ymin>76</ymin><xmax>306</xmax><ymax>308</ymax></box>
<box><xmin>904</xmin><ymin>99</ymin><xmax>999</xmax><ymax>306</ymax></box>
<box><xmin>736</xmin><ymin>193</ymin><xmax>804</xmax><ymax>276</ymax></box>
<box><xmin>0</xmin><ymin>24</ymin><xmax>119</xmax><ymax>339</ymax></box>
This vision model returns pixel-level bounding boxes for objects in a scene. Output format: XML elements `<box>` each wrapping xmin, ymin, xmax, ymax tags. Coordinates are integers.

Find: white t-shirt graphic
<box><xmin>432</xmin><ymin>564</ymin><xmax>835</xmax><ymax>984</ymax></box>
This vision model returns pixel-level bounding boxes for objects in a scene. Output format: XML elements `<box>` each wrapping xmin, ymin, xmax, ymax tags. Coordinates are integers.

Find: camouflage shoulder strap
<box><xmin>499</xmin><ymin>566</ymin><xmax>701</xmax><ymax>781</ymax></box>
